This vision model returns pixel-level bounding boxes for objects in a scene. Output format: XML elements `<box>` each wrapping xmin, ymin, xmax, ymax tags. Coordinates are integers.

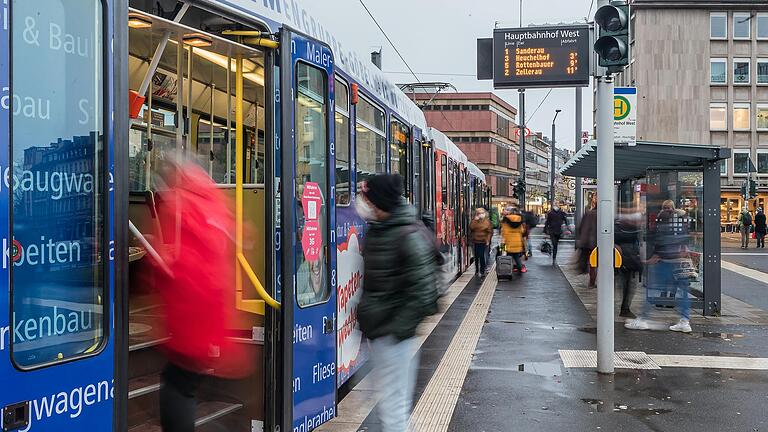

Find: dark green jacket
<box><xmin>358</xmin><ymin>202</ymin><xmax>438</xmax><ymax>341</ymax></box>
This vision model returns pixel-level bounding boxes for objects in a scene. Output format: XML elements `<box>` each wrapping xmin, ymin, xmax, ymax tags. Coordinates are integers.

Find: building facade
<box><xmin>618</xmin><ymin>0</ymin><xmax>768</xmax><ymax>228</ymax></box>
<box><xmin>412</xmin><ymin>92</ymin><xmax>520</xmax><ymax>209</ymax></box>
<box><xmin>526</xmin><ymin>133</ymin><xmax>551</xmax><ymax>214</ymax></box>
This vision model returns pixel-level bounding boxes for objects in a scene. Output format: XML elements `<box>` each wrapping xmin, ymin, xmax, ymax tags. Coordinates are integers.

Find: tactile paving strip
<box><xmin>558</xmin><ymin>349</ymin><xmax>661</xmax><ymax>370</ymax></box>
<box><xmin>409</xmin><ymin>267</ymin><xmax>499</xmax><ymax>432</ymax></box>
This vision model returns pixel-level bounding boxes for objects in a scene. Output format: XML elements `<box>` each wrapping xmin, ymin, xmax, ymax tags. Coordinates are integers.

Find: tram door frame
<box><xmin>0</xmin><ymin>0</ymin><xmax>120</xmax><ymax>431</ymax></box>
<box><xmin>278</xmin><ymin>26</ymin><xmax>338</xmax><ymax>432</ymax></box>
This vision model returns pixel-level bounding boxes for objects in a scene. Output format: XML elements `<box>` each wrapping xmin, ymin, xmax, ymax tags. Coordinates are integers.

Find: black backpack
<box><xmin>743</xmin><ymin>212</ymin><xmax>753</xmax><ymax>226</ymax></box>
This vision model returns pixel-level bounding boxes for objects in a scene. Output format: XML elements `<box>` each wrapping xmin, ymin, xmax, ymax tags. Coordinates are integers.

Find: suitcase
<box><xmin>496</xmin><ymin>255</ymin><xmax>516</xmax><ymax>279</ymax></box>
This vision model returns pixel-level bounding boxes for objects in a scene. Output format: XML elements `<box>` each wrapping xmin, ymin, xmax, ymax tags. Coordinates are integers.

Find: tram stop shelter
<box><xmin>561</xmin><ymin>140</ymin><xmax>731</xmax><ymax>317</ymax></box>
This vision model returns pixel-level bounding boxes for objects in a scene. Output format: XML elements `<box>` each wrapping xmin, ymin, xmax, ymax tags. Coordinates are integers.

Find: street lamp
<box><xmin>551</xmin><ymin>109</ymin><xmax>562</xmax><ymax>208</ymax></box>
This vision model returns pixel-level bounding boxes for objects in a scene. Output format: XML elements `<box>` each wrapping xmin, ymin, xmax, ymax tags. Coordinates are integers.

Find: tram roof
<box><xmin>210</xmin><ymin>0</ymin><xmax>428</xmax><ymax>131</ymax></box>
<box><xmin>429</xmin><ymin>128</ymin><xmax>467</xmax><ymax>164</ymax></box>
<box><xmin>560</xmin><ymin>140</ymin><xmax>731</xmax><ymax>180</ymax></box>
<box><xmin>466</xmin><ymin>162</ymin><xmax>485</xmax><ymax>182</ymax></box>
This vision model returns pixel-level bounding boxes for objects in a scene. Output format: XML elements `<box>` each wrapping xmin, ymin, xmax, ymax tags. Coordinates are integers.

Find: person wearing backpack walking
<box><xmin>739</xmin><ymin>207</ymin><xmax>753</xmax><ymax>249</ymax></box>
<box><xmin>756</xmin><ymin>207</ymin><xmax>766</xmax><ymax>249</ymax></box>
<box><xmin>356</xmin><ymin>174</ymin><xmax>438</xmax><ymax>432</ymax></box>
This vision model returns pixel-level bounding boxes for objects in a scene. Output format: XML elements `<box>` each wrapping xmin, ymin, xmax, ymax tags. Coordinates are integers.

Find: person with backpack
<box><xmin>521</xmin><ymin>209</ymin><xmax>537</xmax><ymax>258</ymax></box>
<box><xmin>356</xmin><ymin>174</ymin><xmax>438</xmax><ymax>432</ymax></box>
<box><xmin>756</xmin><ymin>207</ymin><xmax>766</xmax><ymax>249</ymax></box>
<box><xmin>544</xmin><ymin>202</ymin><xmax>568</xmax><ymax>265</ymax></box>
<box><xmin>739</xmin><ymin>207</ymin><xmax>753</xmax><ymax>249</ymax></box>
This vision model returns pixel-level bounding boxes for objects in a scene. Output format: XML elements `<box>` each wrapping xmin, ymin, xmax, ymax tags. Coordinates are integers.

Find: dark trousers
<box><xmin>758</xmin><ymin>233</ymin><xmax>766</xmax><ymax>248</ymax></box>
<box><xmin>550</xmin><ymin>234</ymin><xmax>561</xmax><ymax>260</ymax></box>
<box><xmin>160</xmin><ymin>363</ymin><xmax>204</xmax><ymax>432</ymax></box>
<box><xmin>618</xmin><ymin>269</ymin><xmax>636</xmax><ymax>312</ymax></box>
<box><xmin>512</xmin><ymin>252</ymin><xmax>524</xmax><ymax>269</ymax></box>
<box><xmin>474</xmin><ymin>243</ymin><xmax>488</xmax><ymax>274</ymax></box>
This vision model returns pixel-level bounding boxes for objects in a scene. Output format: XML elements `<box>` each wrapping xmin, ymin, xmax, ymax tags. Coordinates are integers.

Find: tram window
<box><xmin>441</xmin><ymin>155</ymin><xmax>448</xmax><ymax>205</ymax></box>
<box><xmin>390</xmin><ymin>117</ymin><xmax>410</xmax><ymax>197</ymax></box>
<box><xmin>295</xmin><ymin>62</ymin><xmax>330</xmax><ymax>308</ymax></box>
<box><xmin>335</xmin><ymin>79</ymin><xmax>351</xmax><ymax>205</ymax></box>
<box><xmin>356</xmin><ymin>95</ymin><xmax>386</xmax><ymax>189</ymax></box>
<box><xmin>10</xmin><ymin>0</ymin><xmax>106</xmax><ymax>368</ymax></box>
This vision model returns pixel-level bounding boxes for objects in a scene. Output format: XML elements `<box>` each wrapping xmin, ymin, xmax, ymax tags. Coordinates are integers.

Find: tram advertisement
<box><xmin>0</xmin><ymin>0</ymin><xmax>115</xmax><ymax>431</ymax></box>
<box><xmin>335</xmin><ymin>206</ymin><xmax>367</xmax><ymax>386</ymax></box>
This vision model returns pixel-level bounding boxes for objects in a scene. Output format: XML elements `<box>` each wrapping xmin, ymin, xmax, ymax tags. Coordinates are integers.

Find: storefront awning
<box><xmin>560</xmin><ymin>140</ymin><xmax>731</xmax><ymax>180</ymax></box>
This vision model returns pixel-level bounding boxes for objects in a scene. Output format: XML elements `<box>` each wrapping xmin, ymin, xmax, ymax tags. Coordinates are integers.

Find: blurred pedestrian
<box><xmin>356</xmin><ymin>174</ymin><xmax>439</xmax><ymax>432</ymax></box>
<box><xmin>501</xmin><ymin>207</ymin><xmax>527</xmax><ymax>273</ymax></box>
<box><xmin>544</xmin><ymin>201</ymin><xmax>567</xmax><ymax>265</ymax></box>
<box><xmin>577</xmin><ymin>195</ymin><xmax>598</xmax><ymax>287</ymax></box>
<box><xmin>739</xmin><ymin>206</ymin><xmax>753</xmax><ymax>249</ymax></box>
<box><xmin>756</xmin><ymin>207</ymin><xmax>766</xmax><ymax>248</ymax></box>
<box><xmin>626</xmin><ymin>200</ymin><xmax>693</xmax><ymax>333</ymax></box>
<box><xmin>470</xmin><ymin>207</ymin><xmax>493</xmax><ymax>277</ymax></box>
<box><xmin>615</xmin><ymin>206</ymin><xmax>643</xmax><ymax>319</ymax></box>
<box><xmin>521</xmin><ymin>209</ymin><xmax>537</xmax><ymax>258</ymax></box>
<box><xmin>151</xmin><ymin>160</ymin><xmax>252</xmax><ymax>432</ymax></box>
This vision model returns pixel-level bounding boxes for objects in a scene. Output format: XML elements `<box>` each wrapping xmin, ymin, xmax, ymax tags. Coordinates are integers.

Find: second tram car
<box><xmin>0</xmin><ymin>0</ymin><xmax>491</xmax><ymax>431</ymax></box>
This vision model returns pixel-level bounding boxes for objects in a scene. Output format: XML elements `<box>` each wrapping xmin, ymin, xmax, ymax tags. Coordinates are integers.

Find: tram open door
<box><xmin>276</xmin><ymin>27</ymin><xmax>338</xmax><ymax>431</ymax></box>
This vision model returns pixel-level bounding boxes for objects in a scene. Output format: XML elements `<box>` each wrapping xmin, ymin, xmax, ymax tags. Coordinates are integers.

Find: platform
<box><xmin>319</xmin><ymin>244</ymin><xmax>768</xmax><ymax>432</ymax></box>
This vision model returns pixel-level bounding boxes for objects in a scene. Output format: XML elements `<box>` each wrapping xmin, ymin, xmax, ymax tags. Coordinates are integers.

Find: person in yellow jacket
<box><xmin>501</xmin><ymin>207</ymin><xmax>528</xmax><ymax>273</ymax></box>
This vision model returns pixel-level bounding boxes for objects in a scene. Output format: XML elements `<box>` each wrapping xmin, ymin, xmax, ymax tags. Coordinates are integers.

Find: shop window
<box><xmin>710</xmin><ymin>12</ymin><xmax>727</xmax><ymax>39</ymax></box>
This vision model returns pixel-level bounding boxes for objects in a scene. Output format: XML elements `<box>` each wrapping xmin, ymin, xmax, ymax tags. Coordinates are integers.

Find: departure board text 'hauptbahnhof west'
<box><xmin>493</xmin><ymin>25</ymin><xmax>590</xmax><ymax>89</ymax></box>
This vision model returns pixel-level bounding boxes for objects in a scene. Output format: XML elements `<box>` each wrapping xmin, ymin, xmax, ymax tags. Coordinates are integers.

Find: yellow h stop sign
<box><xmin>589</xmin><ymin>247</ymin><xmax>623</xmax><ymax>269</ymax></box>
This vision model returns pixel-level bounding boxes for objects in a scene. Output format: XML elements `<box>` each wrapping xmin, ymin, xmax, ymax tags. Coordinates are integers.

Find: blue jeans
<box><xmin>641</xmin><ymin>260</ymin><xmax>690</xmax><ymax>321</ymax></box>
<box><xmin>370</xmin><ymin>335</ymin><xmax>419</xmax><ymax>432</ymax></box>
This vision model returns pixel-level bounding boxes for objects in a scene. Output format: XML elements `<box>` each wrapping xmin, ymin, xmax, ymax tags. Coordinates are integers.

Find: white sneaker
<box><xmin>669</xmin><ymin>319</ymin><xmax>692</xmax><ymax>333</ymax></box>
<box><xmin>624</xmin><ymin>318</ymin><xmax>650</xmax><ymax>330</ymax></box>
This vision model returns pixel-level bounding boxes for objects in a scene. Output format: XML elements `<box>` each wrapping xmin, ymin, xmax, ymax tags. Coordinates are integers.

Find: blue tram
<box><xmin>0</xmin><ymin>1</ymin><xmax>489</xmax><ymax>431</ymax></box>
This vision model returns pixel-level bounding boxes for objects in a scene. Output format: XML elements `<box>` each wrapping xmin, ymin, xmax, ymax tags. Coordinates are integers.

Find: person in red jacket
<box><xmin>151</xmin><ymin>159</ymin><xmax>250</xmax><ymax>432</ymax></box>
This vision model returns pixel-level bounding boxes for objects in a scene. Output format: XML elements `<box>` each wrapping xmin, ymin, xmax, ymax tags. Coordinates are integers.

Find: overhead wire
<box><xmin>358</xmin><ymin>0</ymin><xmax>457</xmax><ymax>129</ymax></box>
<box><xmin>526</xmin><ymin>88</ymin><xmax>553</xmax><ymax>124</ymax></box>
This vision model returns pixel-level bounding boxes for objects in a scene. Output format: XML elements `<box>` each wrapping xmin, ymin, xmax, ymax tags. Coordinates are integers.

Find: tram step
<box><xmin>128</xmin><ymin>401</ymin><xmax>244</xmax><ymax>432</ymax></box>
<box><xmin>128</xmin><ymin>373</ymin><xmax>161</xmax><ymax>399</ymax></box>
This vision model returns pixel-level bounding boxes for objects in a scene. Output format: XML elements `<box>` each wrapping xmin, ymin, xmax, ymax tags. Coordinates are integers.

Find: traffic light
<box><xmin>741</xmin><ymin>181</ymin><xmax>748</xmax><ymax>199</ymax></box>
<box><xmin>513</xmin><ymin>177</ymin><xmax>526</xmax><ymax>200</ymax></box>
<box><xmin>749</xmin><ymin>178</ymin><xmax>757</xmax><ymax>199</ymax></box>
<box><xmin>594</xmin><ymin>1</ymin><xmax>630</xmax><ymax>74</ymax></box>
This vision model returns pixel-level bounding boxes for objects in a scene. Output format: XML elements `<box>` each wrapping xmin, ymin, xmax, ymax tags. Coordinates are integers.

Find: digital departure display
<box><xmin>493</xmin><ymin>25</ymin><xmax>590</xmax><ymax>89</ymax></box>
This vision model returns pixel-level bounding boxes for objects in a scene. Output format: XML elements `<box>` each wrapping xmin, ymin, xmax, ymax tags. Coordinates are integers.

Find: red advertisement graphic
<box><xmin>301</xmin><ymin>182</ymin><xmax>322</xmax><ymax>222</ymax></box>
<box><xmin>302</xmin><ymin>220</ymin><xmax>322</xmax><ymax>262</ymax></box>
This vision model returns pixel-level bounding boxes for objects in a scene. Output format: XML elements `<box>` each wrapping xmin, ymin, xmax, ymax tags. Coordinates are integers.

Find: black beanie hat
<box><xmin>364</xmin><ymin>174</ymin><xmax>403</xmax><ymax>213</ymax></box>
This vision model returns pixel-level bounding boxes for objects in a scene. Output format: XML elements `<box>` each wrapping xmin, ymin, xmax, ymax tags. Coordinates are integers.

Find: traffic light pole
<box><xmin>518</xmin><ymin>89</ymin><xmax>526</xmax><ymax>209</ymax></box>
<box><xmin>596</xmin><ymin>73</ymin><xmax>615</xmax><ymax>374</ymax></box>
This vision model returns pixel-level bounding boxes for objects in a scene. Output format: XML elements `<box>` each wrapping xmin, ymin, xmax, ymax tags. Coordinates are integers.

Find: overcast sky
<box><xmin>309</xmin><ymin>0</ymin><xmax>596</xmax><ymax>150</ymax></box>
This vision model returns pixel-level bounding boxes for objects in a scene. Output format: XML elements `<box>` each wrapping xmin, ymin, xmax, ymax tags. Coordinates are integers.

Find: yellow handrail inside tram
<box><xmin>234</xmin><ymin>54</ymin><xmax>280</xmax><ymax>313</ymax></box>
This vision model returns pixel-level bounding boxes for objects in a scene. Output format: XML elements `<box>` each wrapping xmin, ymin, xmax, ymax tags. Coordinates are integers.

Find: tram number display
<box><xmin>492</xmin><ymin>25</ymin><xmax>590</xmax><ymax>89</ymax></box>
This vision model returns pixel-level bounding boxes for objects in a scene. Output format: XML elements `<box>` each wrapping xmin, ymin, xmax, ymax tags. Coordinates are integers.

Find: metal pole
<box><xmin>551</xmin><ymin>110</ymin><xmax>561</xmax><ymax>207</ymax></box>
<box><xmin>596</xmin><ymin>72</ymin><xmax>615</xmax><ymax>374</ymax></box>
<box><xmin>575</xmin><ymin>87</ymin><xmax>583</xmax><ymax>227</ymax></box>
<box><xmin>518</xmin><ymin>89</ymin><xmax>526</xmax><ymax>208</ymax></box>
